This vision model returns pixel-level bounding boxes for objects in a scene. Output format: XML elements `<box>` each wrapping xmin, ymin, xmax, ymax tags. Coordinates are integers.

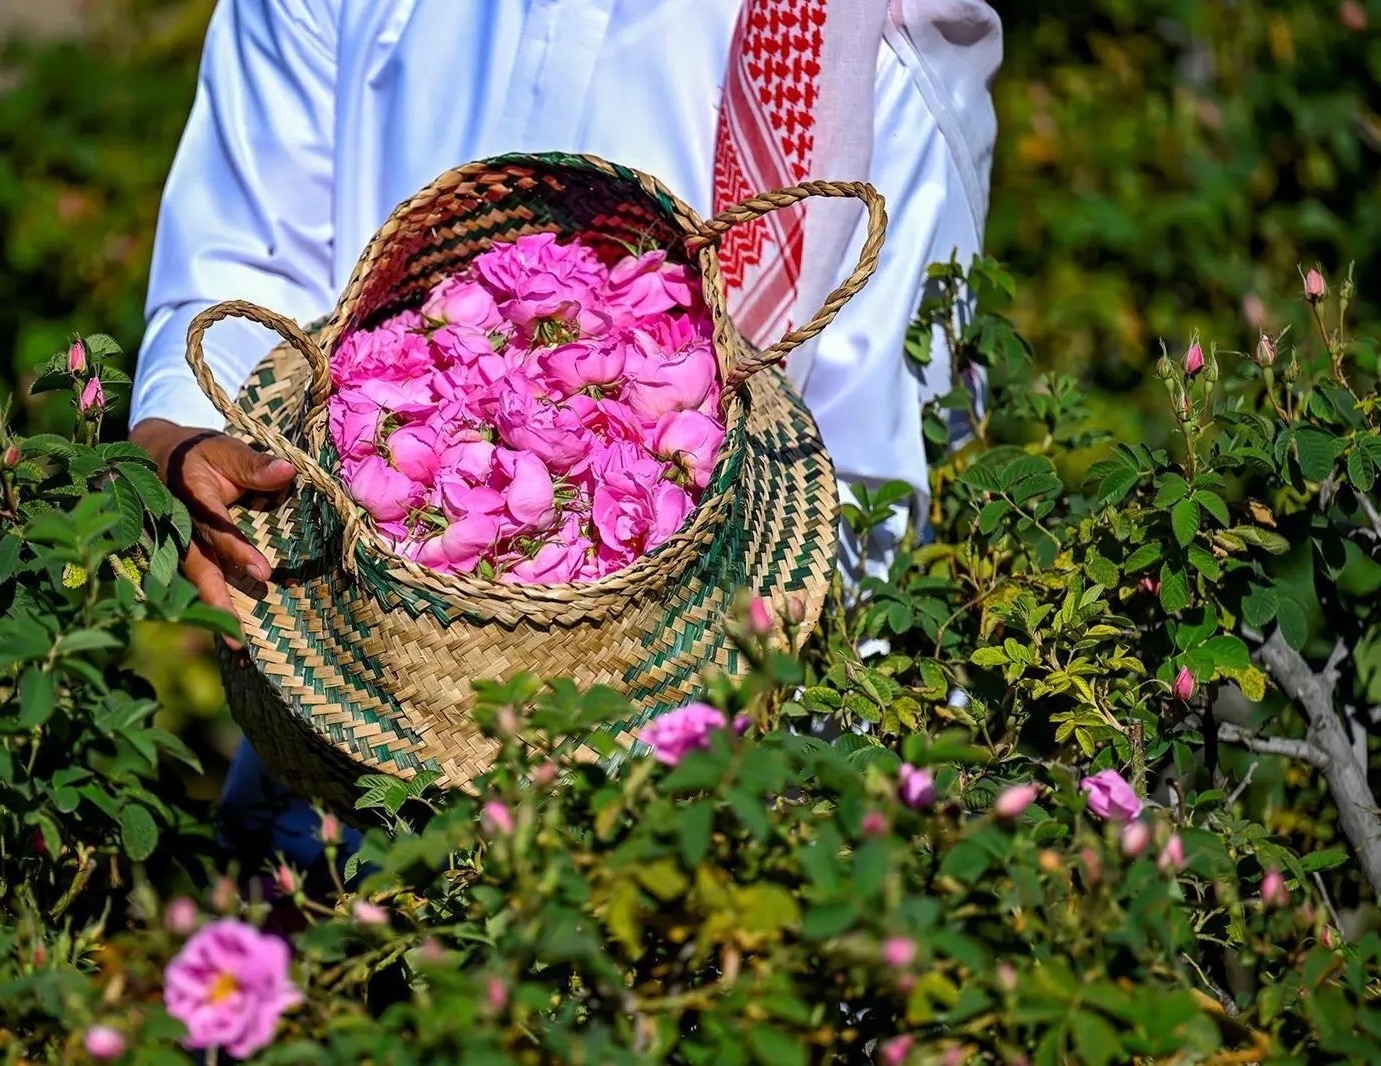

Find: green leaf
<box><xmin>52</xmin><ymin>787</ymin><xmax>82</xmax><ymax>814</ymax></box>
<box><xmin>1186</xmin><ymin>545</ymin><xmax>1221</xmax><ymax>581</ymax></box>
<box><xmin>55</xmin><ymin>629</ymin><xmax>123</xmax><ymax>656</ymax></box>
<box><xmin>1153</xmin><ymin>473</ymin><xmax>1191</xmax><ymax>507</ymax></box>
<box><xmin>117</xmin><ymin>463</ymin><xmax>175</xmax><ymax>516</ymax></box>
<box><xmin>119</xmin><ymin>804</ymin><xmax>159</xmax><ymax>862</ymax></box>
<box><xmin>970</xmin><ymin>646</ymin><xmax>1010</xmax><ymax>667</ymax></box>
<box><xmin>0</xmin><ymin>535</ymin><xmax>21</xmax><ymax>583</ymax></box>
<box><xmin>1071</xmin><ymin>1009</ymin><xmax>1122</xmax><ymax>1066</ymax></box>
<box><xmin>1171</xmin><ymin>498</ymin><xmax>1201</xmax><ymax>547</ymax></box>
<box><xmin>1348</xmin><ymin>448</ymin><xmax>1376</xmax><ymax>493</ymax></box>
<box><xmin>1097</xmin><ymin>466</ymin><xmax>1141</xmax><ymax>505</ymax></box>
<box><xmin>748</xmin><ymin>1025</ymin><xmax>806</xmax><ymax>1066</ymax></box>
<box><xmin>1159</xmin><ymin>567</ymin><xmax>1191</xmax><ymax>614</ymax></box>
<box><xmin>1295</xmin><ymin>428</ymin><xmax>1340</xmax><ymax>482</ymax></box>
<box><xmin>107</xmin><ymin>477</ymin><xmax>144</xmax><ymax>551</ymax></box>
<box><xmin>1231</xmin><ymin>526</ymin><xmax>1291</xmax><ymax>554</ymax></box>
<box><xmin>1124</xmin><ymin>542</ymin><xmax>1162</xmax><ymax>573</ymax></box>
<box><xmin>18</xmin><ymin>668</ymin><xmax>56</xmax><ymax>728</ymax></box>
<box><xmin>939</xmin><ymin>841</ymin><xmax>990</xmax><ymax>885</ymax></box>
<box><xmin>978</xmin><ymin>498</ymin><xmax>1012</xmax><ymax>534</ymax></box>
<box><xmin>801</xmin><ymin>900</ymin><xmax>859</xmax><ymax>940</ymax></box>
<box><xmin>1193</xmin><ymin>490</ymin><xmax>1230</xmax><ymax>526</ymax></box>
<box><xmin>1200</xmin><ymin>635</ymin><xmax>1252</xmax><ymax>672</ymax></box>
<box><xmin>1276</xmin><ymin>597</ymin><xmax>1309</xmax><ymax>650</ymax></box>
<box><xmin>679</xmin><ymin>801</ymin><xmax>714</xmax><ymax>866</ymax></box>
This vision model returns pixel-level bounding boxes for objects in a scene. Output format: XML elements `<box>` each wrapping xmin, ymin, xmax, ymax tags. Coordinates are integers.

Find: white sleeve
<box><xmin>130</xmin><ymin>0</ymin><xmax>338</xmax><ymax>431</ymax></box>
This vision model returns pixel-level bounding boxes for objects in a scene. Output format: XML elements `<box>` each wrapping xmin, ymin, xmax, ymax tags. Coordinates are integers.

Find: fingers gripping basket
<box><xmin>186</xmin><ymin>153</ymin><xmax>886</xmax><ymax>815</ymax></box>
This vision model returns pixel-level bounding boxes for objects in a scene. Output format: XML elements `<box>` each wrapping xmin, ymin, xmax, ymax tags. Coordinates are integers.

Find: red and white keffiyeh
<box><xmin>713</xmin><ymin>0</ymin><xmax>1001</xmax><ymax>383</ymax></box>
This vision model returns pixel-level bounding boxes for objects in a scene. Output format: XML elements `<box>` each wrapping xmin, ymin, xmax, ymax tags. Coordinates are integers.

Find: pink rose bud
<box><xmin>1079</xmin><ymin>847</ymin><xmax>1102</xmax><ymax>887</ymax></box>
<box><xmin>898</xmin><ymin>764</ymin><xmax>937</xmax><ymax>810</ymax></box>
<box><xmin>1081</xmin><ymin>769</ymin><xmax>1144</xmax><ymax>822</ymax></box>
<box><xmin>1183</xmin><ymin>341</ymin><xmax>1205</xmax><ymax>376</ymax></box>
<box><xmin>3</xmin><ymin>442</ymin><xmax>19</xmax><ymax>468</ymax></box>
<box><xmin>1340</xmin><ymin>0</ymin><xmax>1367</xmax><ymax>31</ymax></box>
<box><xmin>276</xmin><ymin>865</ymin><xmax>297</xmax><ymax>896</ymax></box>
<box><xmin>1119</xmin><ymin>819</ymin><xmax>1152</xmax><ymax>857</ymax></box>
<box><xmin>84</xmin><ymin>1024</ymin><xmax>126</xmax><ymax>1062</ymax></box>
<box><xmin>1158</xmin><ymin>833</ymin><xmax>1186</xmax><ymax>872</ymax></box>
<box><xmin>211</xmin><ymin>876</ymin><xmax>237</xmax><ymax>913</ymax></box>
<box><xmin>352</xmin><ymin>899</ymin><xmax>389</xmax><ymax>927</ymax></box>
<box><xmin>165</xmin><ymin>897</ymin><xmax>200</xmax><ymax>936</ymax></box>
<box><xmin>1171</xmin><ymin>667</ymin><xmax>1195</xmax><ymax>701</ymax></box>
<box><xmin>880</xmin><ymin>1034</ymin><xmax>915</xmax><ymax>1066</ymax></box>
<box><xmin>531</xmin><ymin>761</ymin><xmax>559</xmax><ymax>788</ymax></box>
<box><xmin>1322</xmin><ymin>926</ymin><xmax>1337</xmax><ymax>949</ymax></box>
<box><xmin>1138</xmin><ymin>576</ymin><xmax>1160</xmax><ymax>596</ymax></box>
<box><xmin>745</xmin><ymin>595</ymin><xmax>774</xmax><ymax>635</ymax></box>
<box><xmin>68</xmin><ymin>340</ymin><xmax>87</xmax><ymax>375</ymax></box>
<box><xmin>996</xmin><ymin>962</ymin><xmax>1018</xmax><ymax>992</ymax></box>
<box><xmin>319</xmin><ymin>813</ymin><xmax>341</xmax><ymax>845</ymax></box>
<box><xmin>481</xmin><ymin>799</ymin><xmax>514</xmax><ymax>835</ymax></box>
<box><xmin>882</xmin><ymin>936</ymin><xmax>917</xmax><ymax>969</ymax></box>
<box><xmin>733</xmin><ymin>713</ymin><xmax>752</xmax><ymax>736</ymax></box>
<box><xmin>487</xmin><ymin>976</ymin><xmax>509</xmax><ymax>1012</ymax></box>
<box><xmin>1304</xmin><ymin>268</ymin><xmax>1326</xmax><ymax>302</ymax></box>
<box><xmin>994</xmin><ymin>783</ymin><xmax>1039</xmax><ymax>819</ymax></box>
<box><xmin>787</xmin><ymin>596</ymin><xmax>806</xmax><ymax>624</ymax></box>
<box><xmin>1262</xmin><ymin>867</ymin><xmax>1289</xmax><ymax>908</ymax></box>
<box><xmin>861</xmin><ymin>810</ymin><xmax>888</xmax><ymax>837</ymax></box>
<box><xmin>79</xmin><ymin>376</ymin><xmax>105</xmax><ymax>413</ymax></box>
<box><xmin>1256</xmin><ymin>334</ymin><xmax>1276</xmax><ymax>367</ymax></box>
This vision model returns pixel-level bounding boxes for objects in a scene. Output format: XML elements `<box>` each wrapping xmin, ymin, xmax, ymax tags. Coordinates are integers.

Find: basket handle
<box><xmin>687</xmin><ymin>179</ymin><xmax>887</xmax><ymax>391</ymax></box>
<box><xmin>185</xmin><ymin>301</ymin><xmax>365</xmax><ymax>545</ymax></box>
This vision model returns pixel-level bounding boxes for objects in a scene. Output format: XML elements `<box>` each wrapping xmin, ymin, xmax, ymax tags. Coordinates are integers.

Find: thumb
<box><xmin>214</xmin><ymin>439</ymin><xmax>298</xmax><ymax>493</ymax></box>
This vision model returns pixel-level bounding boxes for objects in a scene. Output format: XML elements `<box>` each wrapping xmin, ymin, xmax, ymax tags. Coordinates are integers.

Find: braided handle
<box><xmin>185</xmin><ymin>301</ymin><xmax>365</xmax><ymax>552</ymax></box>
<box><xmin>688</xmin><ymin>180</ymin><xmax>887</xmax><ymax>390</ymax></box>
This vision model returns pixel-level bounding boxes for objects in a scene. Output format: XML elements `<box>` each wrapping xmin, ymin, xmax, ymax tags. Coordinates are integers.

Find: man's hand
<box><xmin>130</xmin><ymin>419</ymin><xmax>296</xmax><ymax>642</ymax></box>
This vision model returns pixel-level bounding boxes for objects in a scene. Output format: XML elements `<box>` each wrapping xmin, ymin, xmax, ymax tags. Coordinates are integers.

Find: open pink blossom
<box><xmin>343</xmin><ymin>455</ymin><xmax>424</xmax><ymax>522</ymax></box>
<box><xmin>494</xmin><ymin>392</ymin><xmax>594</xmax><ymax>473</ymax></box>
<box><xmin>622</xmin><ymin>337</ymin><xmax>718</xmax><ymax>419</ymax></box>
<box><xmin>505</xmin><ymin>537</ymin><xmax>591</xmax><ymax>584</ymax></box>
<box><xmin>332</xmin><ymin>323</ymin><xmax>432</xmax><ymax>387</ymax></box>
<box><xmin>593</xmin><ymin>475</ymin><xmax>693</xmax><ymax>563</ymax></box>
<box><xmin>430</xmin><ymin>322</ymin><xmax>502</xmax><ymax>368</ymax></box>
<box><xmin>640</xmin><ymin>702</ymin><xmax>727</xmax><ymax>765</ymax></box>
<box><xmin>564</xmin><ymin>394</ymin><xmax>647</xmax><ymax>445</ymax></box>
<box><xmin>473</xmin><ymin>232</ymin><xmax>606</xmax><ymax>327</ymax></box>
<box><xmin>328</xmin><ymin>391</ymin><xmax>384</xmax><ymax>460</ymax></box>
<box><xmin>651</xmin><ymin>409</ymin><xmax>725</xmax><ymax>490</ymax></box>
<box><xmin>637</xmin><ymin>308</ymin><xmax>712</xmax><ymax>355</ymax></box>
<box><xmin>1080</xmin><ymin>769</ymin><xmax>1143</xmax><ymax>822</ymax></box>
<box><xmin>421</xmin><ymin>276</ymin><xmax>504</xmax><ymax>331</ymax></box>
<box><xmin>489</xmin><ymin>448</ymin><xmax>558</xmax><ymax>532</ymax></box>
<box><xmin>163</xmin><ymin>920</ymin><xmax>302</xmax><ymax>1060</ymax></box>
<box><xmin>353</xmin><ymin>374</ymin><xmax>436</xmax><ymax>417</ymax></box>
<box><xmin>602</xmin><ymin>249</ymin><xmax>697</xmax><ymax>321</ymax></box>
<box><xmin>414</xmin><ymin>513</ymin><xmax>502</xmax><ymax>574</ymax></box>
<box><xmin>538</xmin><ymin>336</ymin><xmax>630</xmax><ymax>396</ymax></box>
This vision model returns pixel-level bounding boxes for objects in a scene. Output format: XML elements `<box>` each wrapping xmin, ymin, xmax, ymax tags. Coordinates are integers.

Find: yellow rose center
<box><xmin>208</xmin><ymin>971</ymin><xmax>240</xmax><ymax>1004</ymax></box>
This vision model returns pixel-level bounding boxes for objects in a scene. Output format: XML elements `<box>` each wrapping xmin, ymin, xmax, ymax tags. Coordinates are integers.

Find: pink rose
<box><xmin>415</xmin><ymin>512</ymin><xmax>503</xmax><ymax>574</ymax></box>
<box><xmin>592</xmin><ymin>477</ymin><xmax>692</xmax><ymax>561</ymax></box>
<box><xmin>386</xmin><ymin>422</ymin><xmax>446</xmax><ymax>482</ymax></box>
<box><xmin>327</xmin><ymin>391</ymin><xmax>384</xmax><ymax>461</ymax></box>
<box><xmin>504</xmin><ymin>538</ymin><xmax>590</xmax><ymax>584</ymax></box>
<box><xmin>354</xmin><ymin>374</ymin><xmax>436</xmax><ymax>417</ymax></box>
<box><xmin>1261</xmin><ymin>867</ymin><xmax>1289</xmax><ymax>908</ymax></box>
<box><xmin>638</xmin><ymin>309</ymin><xmax>711</xmax><ymax>355</ymax></box>
<box><xmin>165</xmin><ymin>897</ymin><xmax>201</xmax><ymax>936</ymax></box>
<box><xmin>564</xmin><ymin>394</ymin><xmax>647</xmax><ymax>445</ymax></box>
<box><xmin>994</xmin><ymin>783</ymin><xmax>1039</xmax><ymax>819</ymax></box>
<box><xmin>494</xmin><ymin>392</ymin><xmax>593</xmax><ymax>474</ymax></box>
<box><xmin>651</xmin><ymin>409</ymin><xmax>725</xmax><ymax>490</ymax></box>
<box><xmin>352</xmin><ymin>899</ymin><xmax>389</xmax><ymax>927</ymax></box>
<box><xmin>1080</xmin><ymin>769</ymin><xmax>1143</xmax><ymax>822</ymax></box>
<box><xmin>639</xmin><ymin>701</ymin><xmax>728</xmax><ymax>765</ymax></box>
<box><xmin>84</xmin><ymin>1026</ymin><xmax>126</xmax><ymax>1062</ymax></box>
<box><xmin>602</xmin><ymin>249</ymin><xmax>697</xmax><ymax>321</ymax></box>
<box><xmin>489</xmin><ymin>448</ymin><xmax>558</xmax><ymax>532</ymax></box>
<box><xmin>880</xmin><ymin>1035</ymin><xmax>914</xmax><ymax>1066</ymax></box>
<box><xmin>1120</xmin><ymin>819</ymin><xmax>1152</xmax><ymax>857</ymax></box>
<box><xmin>473</xmin><ymin>233</ymin><xmax>607</xmax><ymax>327</ymax></box>
<box><xmin>1158</xmin><ymin>833</ymin><xmax>1186</xmax><ymax>872</ymax></box>
<box><xmin>436</xmin><ymin>480</ymin><xmax>505</xmax><ymax>524</ymax></box>
<box><xmin>343</xmin><ymin>455</ymin><xmax>423</xmax><ymax>522</ymax></box>
<box><xmin>421</xmin><ymin>276</ymin><xmax>504</xmax><ymax>331</ymax></box>
<box><xmin>332</xmin><ymin>323</ymin><xmax>433</xmax><ymax>387</ymax></box>
<box><xmin>883</xmin><ymin>936</ymin><xmax>917</xmax><ymax>969</ymax></box>
<box><xmin>163</xmin><ymin>920</ymin><xmax>303</xmax><ymax>1059</ymax></box>
<box><xmin>481</xmin><ymin>799</ymin><xmax>515</xmax><ymax>835</ymax></box>
<box><xmin>537</xmin><ymin>336</ymin><xmax>629</xmax><ymax>396</ymax></box>
<box><xmin>1171</xmin><ymin>666</ymin><xmax>1195</xmax><ymax>701</ymax></box>
<box><xmin>622</xmin><ymin>337</ymin><xmax>719</xmax><ymax>419</ymax></box>
<box><xmin>430</xmin><ymin>323</ymin><xmax>501</xmax><ymax>368</ymax></box>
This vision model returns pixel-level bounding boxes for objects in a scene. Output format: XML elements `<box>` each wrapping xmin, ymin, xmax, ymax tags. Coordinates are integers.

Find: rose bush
<box><xmin>3</xmin><ymin>259</ymin><xmax>1381</xmax><ymax>1062</ymax></box>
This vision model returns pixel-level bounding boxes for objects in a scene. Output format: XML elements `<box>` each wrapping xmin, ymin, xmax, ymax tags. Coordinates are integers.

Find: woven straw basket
<box><xmin>185</xmin><ymin>153</ymin><xmax>886</xmax><ymax>816</ymax></box>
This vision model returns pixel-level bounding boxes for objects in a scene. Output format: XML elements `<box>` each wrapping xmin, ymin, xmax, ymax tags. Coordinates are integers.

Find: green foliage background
<box><xmin>1</xmin><ymin>0</ymin><xmax>1378</xmax><ymax>768</ymax></box>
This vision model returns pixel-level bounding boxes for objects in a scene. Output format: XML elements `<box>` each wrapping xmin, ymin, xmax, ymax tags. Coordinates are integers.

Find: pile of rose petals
<box><xmin>327</xmin><ymin>234</ymin><xmax>725</xmax><ymax>584</ymax></box>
